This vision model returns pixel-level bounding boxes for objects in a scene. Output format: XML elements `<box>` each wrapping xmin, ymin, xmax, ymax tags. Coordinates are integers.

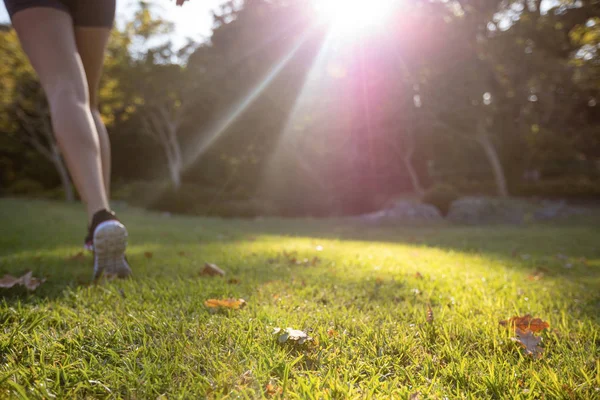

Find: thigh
<box><xmin>70</xmin><ymin>0</ymin><xmax>116</xmax><ymax>28</ymax></box>
<box><xmin>11</xmin><ymin>6</ymin><xmax>88</xmax><ymax>101</ymax></box>
<box><xmin>4</xmin><ymin>0</ymin><xmax>69</xmax><ymax>19</ymax></box>
<box><xmin>75</xmin><ymin>27</ymin><xmax>112</xmax><ymax>107</ymax></box>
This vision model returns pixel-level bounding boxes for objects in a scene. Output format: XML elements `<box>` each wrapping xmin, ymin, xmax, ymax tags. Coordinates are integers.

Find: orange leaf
<box><xmin>265</xmin><ymin>383</ymin><xmax>281</xmax><ymax>396</ymax></box>
<box><xmin>204</xmin><ymin>298</ymin><xmax>246</xmax><ymax>309</ymax></box>
<box><xmin>500</xmin><ymin>314</ymin><xmax>549</xmax><ymax>333</ymax></box>
<box><xmin>200</xmin><ymin>263</ymin><xmax>225</xmax><ymax>277</ymax></box>
<box><xmin>527</xmin><ymin>267</ymin><xmax>548</xmax><ymax>281</ymax></box>
<box><xmin>327</xmin><ymin>328</ymin><xmax>338</xmax><ymax>337</ymax></box>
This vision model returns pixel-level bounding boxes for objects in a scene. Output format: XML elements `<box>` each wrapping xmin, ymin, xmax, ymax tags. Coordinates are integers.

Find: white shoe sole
<box><xmin>93</xmin><ymin>220</ymin><xmax>132</xmax><ymax>280</ymax></box>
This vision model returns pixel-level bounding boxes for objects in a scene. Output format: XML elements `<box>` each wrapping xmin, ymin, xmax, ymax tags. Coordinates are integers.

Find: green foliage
<box><xmin>6</xmin><ymin>178</ymin><xmax>45</xmax><ymax>196</ymax></box>
<box><xmin>421</xmin><ymin>184</ymin><xmax>460</xmax><ymax>215</ymax></box>
<box><xmin>515</xmin><ymin>178</ymin><xmax>600</xmax><ymax>198</ymax></box>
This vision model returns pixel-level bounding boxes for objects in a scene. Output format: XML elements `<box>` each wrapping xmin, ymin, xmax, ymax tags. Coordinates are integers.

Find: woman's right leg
<box><xmin>11</xmin><ymin>7</ymin><xmax>109</xmax><ymax>223</ymax></box>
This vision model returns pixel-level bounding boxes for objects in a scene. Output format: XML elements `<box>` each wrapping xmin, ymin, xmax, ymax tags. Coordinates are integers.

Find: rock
<box><xmin>359</xmin><ymin>200</ymin><xmax>443</xmax><ymax>223</ymax></box>
<box><xmin>533</xmin><ymin>200</ymin><xmax>587</xmax><ymax>220</ymax></box>
<box><xmin>447</xmin><ymin>197</ymin><xmax>532</xmax><ymax>225</ymax></box>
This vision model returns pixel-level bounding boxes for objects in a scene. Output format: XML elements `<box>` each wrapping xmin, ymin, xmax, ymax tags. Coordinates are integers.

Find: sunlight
<box><xmin>314</xmin><ymin>0</ymin><xmax>399</xmax><ymax>38</ymax></box>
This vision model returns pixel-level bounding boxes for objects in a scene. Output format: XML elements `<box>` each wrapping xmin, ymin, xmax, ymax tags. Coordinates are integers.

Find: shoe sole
<box><xmin>93</xmin><ymin>220</ymin><xmax>132</xmax><ymax>281</ymax></box>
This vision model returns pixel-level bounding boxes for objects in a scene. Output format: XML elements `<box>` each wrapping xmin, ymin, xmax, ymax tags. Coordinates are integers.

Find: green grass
<box><xmin>0</xmin><ymin>198</ymin><xmax>599</xmax><ymax>399</ymax></box>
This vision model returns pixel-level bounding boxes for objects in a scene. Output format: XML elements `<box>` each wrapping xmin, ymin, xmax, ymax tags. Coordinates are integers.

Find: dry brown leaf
<box><xmin>20</xmin><ymin>271</ymin><xmax>45</xmax><ymax>291</ymax></box>
<box><xmin>415</xmin><ymin>272</ymin><xmax>424</xmax><ymax>279</ymax></box>
<box><xmin>0</xmin><ymin>271</ymin><xmax>45</xmax><ymax>291</ymax></box>
<box><xmin>204</xmin><ymin>298</ymin><xmax>246</xmax><ymax>309</ymax></box>
<box><xmin>527</xmin><ymin>267</ymin><xmax>548</xmax><ymax>281</ymax></box>
<box><xmin>512</xmin><ymin>328</ymin><xmax>544</xmax><ymax>358</ymax></box>
<box><xmin>500</xmin><ymin>315</ymin><xmax>549</xmax><ymax>333</ymax></box>
<box><xmin>144</xmin><ymin>251</ymin><xmax>153</xmax><ymax>259</ymax></box>
<box><xmin>0</xmin><ymin>274</ymin><xmax>21</xmax><ymax>288</ymax></box>
<box><xmin>426</xmin><ymin>304</ymin><xmax>434</xmax><ymax>323</ymax></box>
<box><xmin>327</xmin><ymin>328</ymin><xmax>338</xmax><ymax>337</ymax></box>
<box><xmin>200</xmin><ymin>263</ymin><xmax>225</xmax><ymax>277</ymax></box>
<box><xmin>238</xmin><ymin>370</ymin><xmax>253</xmax><ymax>385</ymax></box>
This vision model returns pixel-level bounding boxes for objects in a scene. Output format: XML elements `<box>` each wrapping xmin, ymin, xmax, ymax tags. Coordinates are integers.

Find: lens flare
<box><xmin>315</xmin><ymin>0</ymin><xmax>398</xmax><ymax>38</ymax></box>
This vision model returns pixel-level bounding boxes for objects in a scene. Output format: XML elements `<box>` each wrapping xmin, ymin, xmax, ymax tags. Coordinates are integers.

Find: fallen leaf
<box><xmin>511</xmin><ymin>328</ymin><xmax>544</xmax><ymax>358</ymax></box>
<box><xmin>265</xmin><ymin>383</ymin><xmax>281</xmax><ymax>396</ymax></box>
<box><xmin>426</xmin><ymin>304</ymin><xmax>434</xmax><ymax>323</ymax></box>
<box><xmin>144</xmin><ymin>251</ymin><xmax>153</xmax><ymax>259</ymax></box>
<box><xmin>238</xmin><ymin>370</ymin><xmax>253</xmax><ymax>385</ymax></box>
<box><xmin>274</xmin><ymin>327</ymin><xmax>313</xmax><ymax>345</ymax></box>
<box><xmin>227</xmin><ymin>278</ymin><xmax>240</xmax><ymax>285</ymax></box>
<box><xmin>204</xmin><ymin>298</ymin><xmax>246</xmax><ymax>309</ymax></box>
<box><xmin>0</xmin><ymin>274</ymin><xmax>21</xmax><ymax>288</ymax></box>
<box><xmin>20</xmin><ymin>271</ymin><xmax>45</xmax><ymax>291</ymax></box>
<box><xmin>200</xmin><ymin>263</ymin><xmax>225</xmax><ymax>277</ymax></box>
<box><xmin>67</xmin><ymin>251</ymin><xmax>85</xmax><ymax>261</ymax></box>
<box><xmin>415</xmin><ymin>272</ymin><xmax>424</xmax><ymax>279</ymax></box>
<box><xmin>500</xmin><ymin>315</ymin><xmax>549</xmax><ymax>333</ymax></box>
<box><xmin>0</xmin><ymin>271</ymin><xmax>45</xmax><ymax>291</ymax></box>
<box><xmin>527</xmin><ymin>267</ymin><xmax>548</xmax><ymax>281</ymax></box>
<box><xmin>327</xmin><ymin>328</ymin><xmax>338</xmax><ymax>337</ymax></box>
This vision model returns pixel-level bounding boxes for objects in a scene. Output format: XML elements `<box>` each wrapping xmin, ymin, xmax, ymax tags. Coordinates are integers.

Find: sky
<box><xmin>0</xmin><ymin>0</ymin><xmax>226</xmax><ymax>46</ymax></box>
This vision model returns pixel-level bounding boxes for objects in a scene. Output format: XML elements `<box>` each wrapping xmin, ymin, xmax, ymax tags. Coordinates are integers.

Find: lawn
<box><xmin>0</xmin><ymin>198</ymin><xmax>598</xmax><ymax>399</ymax></box>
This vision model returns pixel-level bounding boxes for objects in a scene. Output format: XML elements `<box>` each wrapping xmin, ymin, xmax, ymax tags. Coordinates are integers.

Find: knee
<box><xmin>45</xmin><ymin>79</ymin><xmax>89</xmax><ymax>110</ymax></box>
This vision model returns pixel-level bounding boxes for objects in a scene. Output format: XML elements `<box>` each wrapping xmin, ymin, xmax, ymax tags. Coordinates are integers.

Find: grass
<box><xmin>0</xmin><ymin>198</ymin><xmax>599</xmax><ymax>399</ymax></box>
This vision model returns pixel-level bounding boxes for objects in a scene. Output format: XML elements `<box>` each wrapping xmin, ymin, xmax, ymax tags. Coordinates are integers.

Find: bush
<box><xmin>421</xmin><ymin>184</ymin><xmax>460</xmax><ymax>215</ymax></box>
<box><xmin>118</xmin><ymin>182</ymin><xmax>279</xmax><ymax>218</ymax></box>
<box><xmin>7</xmin><ymin>178</ymin><xmax>45</xmax><ymax>196</ymax></box>
<box><xmin>515</xmin><ymin>178</ymin><xmax>600</xmax><ymax>199</ymax></box>
<box><xmin>112</xmin><ymin>180</ymin><xmax>170</xmax><ymax>207</ymax></box>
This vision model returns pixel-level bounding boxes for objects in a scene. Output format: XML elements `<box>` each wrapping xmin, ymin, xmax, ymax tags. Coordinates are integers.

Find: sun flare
<box><xmin>314</xmin><ymin>0</ymin><xmax>398</xmax><ymax>37</ymax></box>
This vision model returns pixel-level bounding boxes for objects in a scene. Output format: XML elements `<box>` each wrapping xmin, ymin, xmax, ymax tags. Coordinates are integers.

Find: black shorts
<box><xmin>4</xmin><ymin>0</ymin><xmax>116</xmax><ymax>27</ymax></box>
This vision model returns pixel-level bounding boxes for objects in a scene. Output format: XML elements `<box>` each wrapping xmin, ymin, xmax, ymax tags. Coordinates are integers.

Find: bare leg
<box><xmin>75</xmin><ymin>27</ymin><xmax>112</xmax><ymax>197</ymax></box>
<box><xmin>12</xmin><ymin>8</ymin><xmax>109</xmax><ymax>223</ymax></box>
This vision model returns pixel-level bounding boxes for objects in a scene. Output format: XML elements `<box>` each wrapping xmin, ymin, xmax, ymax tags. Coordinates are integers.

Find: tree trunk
<box><xmin>402</xmin><ymin>147</ymin><xmax>424</xmax><ymax>197</ymax></box>
<box><xmin>168</xmin><ymin>158</ymin><xmax>182</xmax><ymax>189</ymax></box>
<box><xmin>476</xmin><ymin>124</ymin><xmax>509</xmax><ymax>197</ymax></box>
